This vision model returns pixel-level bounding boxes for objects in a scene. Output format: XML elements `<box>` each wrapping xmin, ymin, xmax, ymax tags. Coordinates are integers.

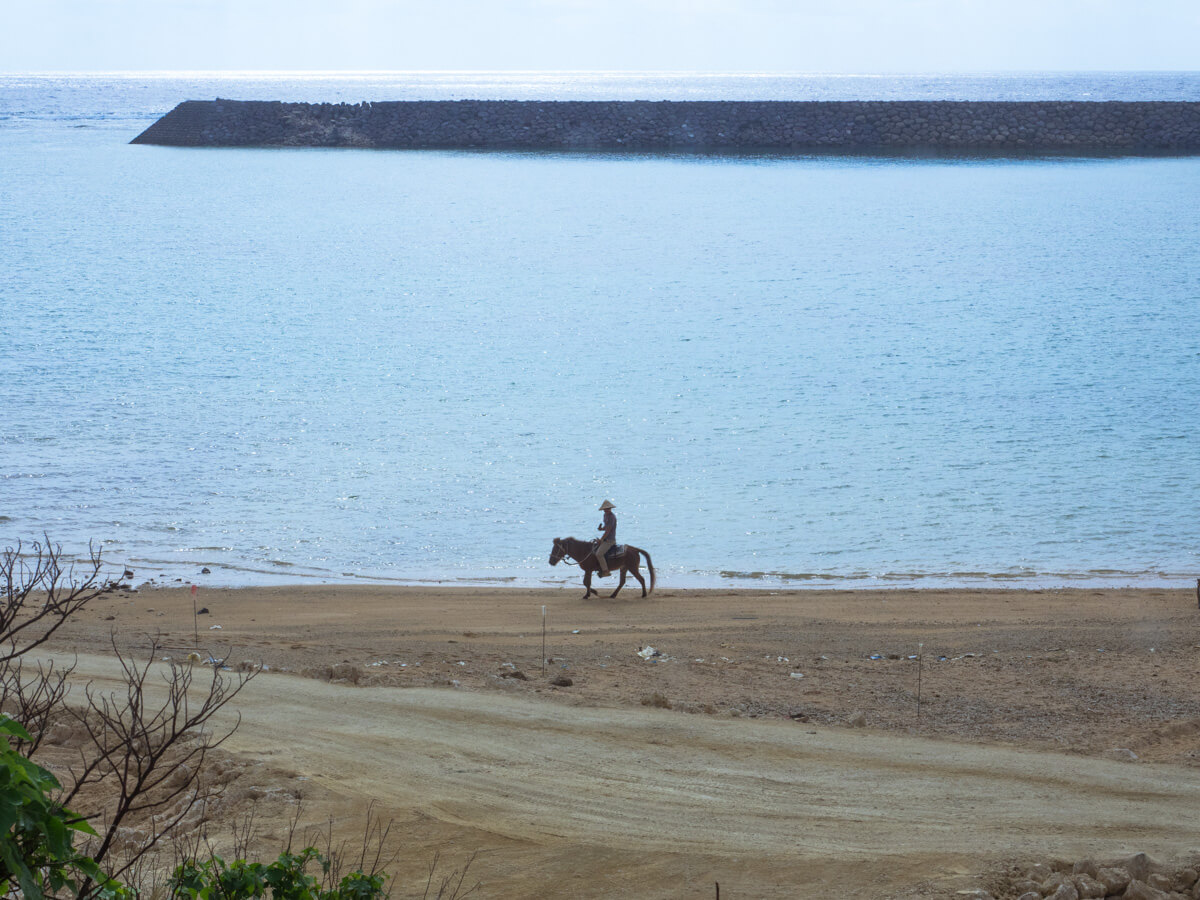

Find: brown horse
<box><xmin>549</xmin><ymin>536</ymin><xmax>656</xmax><ymax>600</ymax></box>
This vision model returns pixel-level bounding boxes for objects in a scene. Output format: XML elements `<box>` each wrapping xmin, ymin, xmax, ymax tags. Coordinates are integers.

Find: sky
<box><xmin>2</xmin><ymin>0</ymin><xmax>1197</xmax><ymax>73</ymax></box>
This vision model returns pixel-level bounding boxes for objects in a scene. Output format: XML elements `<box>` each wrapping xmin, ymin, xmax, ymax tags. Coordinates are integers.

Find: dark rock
<box><xmin>201</xmin><ymin>567</ymin><xmax>211</xmax><ymax>574</ymax></box>
<box><xmin>500</xmin><ymin>670</ymin><xmax>528</xmax><ymax>681</ymax></box>
<box><xmin>550</xmin><ymin>676</ymin><xmax>573</xmax><ymax>687</ymax></box>
<box><xmin>197</xmin><ymin>607</ymin><xmax>209</xmax><ymax>615</ymax></box>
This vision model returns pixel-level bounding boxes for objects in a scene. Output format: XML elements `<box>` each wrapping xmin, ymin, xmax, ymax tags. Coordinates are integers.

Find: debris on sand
<box><xmin>790</xmin><ymin>672</ymin><xmax>805</xmax><ymax>679</ymax></box>
<box><xmin>637</xmin><ymin>646</ymin><xmax>662</xmax><ymax>660</ymax></box>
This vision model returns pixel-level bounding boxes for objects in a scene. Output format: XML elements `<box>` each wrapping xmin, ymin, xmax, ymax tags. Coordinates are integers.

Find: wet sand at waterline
<box><xmin>39</xmin><ymin>585</ymin><xmax>1200</xmax><ymax>898</ymax></box>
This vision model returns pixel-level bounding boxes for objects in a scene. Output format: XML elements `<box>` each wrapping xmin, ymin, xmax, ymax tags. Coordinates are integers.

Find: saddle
<box><xmin>592</xmin><ymin>542</ymin><xmax>625</xmax><ymax>561</ymax></box>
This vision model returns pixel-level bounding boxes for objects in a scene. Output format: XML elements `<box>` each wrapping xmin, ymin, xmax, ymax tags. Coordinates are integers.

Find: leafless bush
<box><xmin>1</xmin><ymin>536</ymin><xmax>118</xmax><ymax>664</ymax></box>
<box><xmin>303</xmin><ymin>801</ymin><xmax>398</xmax><ymax>892</ymax></box>
<box><xmin>56</xmin><ymin>635</ymin><xmax>255</xmax><ymax>887</ymax></box>
<box><xmin>423</xmin><ymin>851</ymin><xmax>480</xmax><ymax>900</ymax></box>
<box><xmin>2</xmin><ymin>539</ymin><xmax>452</xmax><ymax>897</ymax></box>
<box><xmin>0</xmin><ymin>655</ymin><xmax>73</xmax><ymax>754</ymax></box>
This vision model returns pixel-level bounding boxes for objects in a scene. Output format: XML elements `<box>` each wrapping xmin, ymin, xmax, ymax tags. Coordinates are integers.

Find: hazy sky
<box><xmin>4</xmin><ymin>0</ymin><xmax>1197</xmax><ymax>73</ymax></box>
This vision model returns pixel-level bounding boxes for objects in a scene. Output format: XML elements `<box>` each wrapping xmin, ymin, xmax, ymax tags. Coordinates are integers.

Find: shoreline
<box><xmin>109</xmin><ymin>558</ymin><xmax>1199</xmax><ymax>592</ymax></box>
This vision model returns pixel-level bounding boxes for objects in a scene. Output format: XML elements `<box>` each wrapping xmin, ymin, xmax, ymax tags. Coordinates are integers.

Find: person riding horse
<box><xmin>595</xmin><ymin>500</ymin><xmax>616</xmax><ymax>577</ymax></box>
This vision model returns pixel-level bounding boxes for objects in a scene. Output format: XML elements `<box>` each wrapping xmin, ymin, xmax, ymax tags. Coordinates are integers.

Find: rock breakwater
<box><xmin>131</xmin><ymin>99</ymin><xmax>1200</xmax><ymax>155</ymax></box>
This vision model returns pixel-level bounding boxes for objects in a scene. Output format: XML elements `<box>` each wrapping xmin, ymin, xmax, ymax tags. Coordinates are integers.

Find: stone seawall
<box><xmin>131</xmin><ymin>99</ymin><xmax>1200</xmax><ymax>155</ymax></box>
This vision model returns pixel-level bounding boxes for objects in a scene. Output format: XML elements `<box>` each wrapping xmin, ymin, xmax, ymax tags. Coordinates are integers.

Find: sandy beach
<box><xmin>33</xmin><ymin>583</ymin><xmax>1200</xmax><ymax>898</ymax></box>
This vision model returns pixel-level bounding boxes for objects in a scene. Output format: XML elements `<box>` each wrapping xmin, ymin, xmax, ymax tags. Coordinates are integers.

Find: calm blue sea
<box><xmin>2</xmin><ymin>73</ymin><xmax>1199</xmax><ymax>589</ymax></box>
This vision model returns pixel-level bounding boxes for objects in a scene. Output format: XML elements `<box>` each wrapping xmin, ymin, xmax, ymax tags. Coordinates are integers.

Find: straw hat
<box><xmin>599</xmin><ymin>500</ymin><xmax>615</xmax><ymax>510</ymax></box>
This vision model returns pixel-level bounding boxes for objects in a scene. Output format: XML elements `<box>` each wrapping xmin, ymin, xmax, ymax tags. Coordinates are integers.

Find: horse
<box><xmin>549</xmin><ymin>536</ymin><xmax>655</xmax><ymax>600</ymax></box>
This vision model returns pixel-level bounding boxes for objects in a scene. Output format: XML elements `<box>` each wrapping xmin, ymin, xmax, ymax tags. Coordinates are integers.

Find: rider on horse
<box><xmin>596</xmin><ymin>500</ymin><xmax>616</xmax><ymax>577</ymax></box>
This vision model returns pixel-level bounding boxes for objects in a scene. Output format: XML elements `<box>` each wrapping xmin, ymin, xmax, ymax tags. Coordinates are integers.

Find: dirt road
<box><xmin>61</xmin><ymin>647</ymin><xmax>1200</xmax><ymax>899</ymax></box>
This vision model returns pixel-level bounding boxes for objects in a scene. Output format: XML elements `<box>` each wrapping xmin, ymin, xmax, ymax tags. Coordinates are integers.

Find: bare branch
<box><xmin>0</xmin><ymin>537</ymin><xmax>120</xmax><ymax>663</ymax></box>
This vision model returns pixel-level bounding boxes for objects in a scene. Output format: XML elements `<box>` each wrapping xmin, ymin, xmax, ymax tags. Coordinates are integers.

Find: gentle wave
<box><xmin>717</xmin><ymin>569</ymin><xmax>1194</xmax><ymax>588</ymax></box>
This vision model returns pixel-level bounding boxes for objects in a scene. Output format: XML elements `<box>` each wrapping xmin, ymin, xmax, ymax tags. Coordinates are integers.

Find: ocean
<box><xmin>2</xmin><ymin>72</ymin><xmax>1199</xmax><ymax>589</ymax></box>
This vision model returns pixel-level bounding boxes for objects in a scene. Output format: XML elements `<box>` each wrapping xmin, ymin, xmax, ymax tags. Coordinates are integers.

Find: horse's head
<box><xmin>549</xmin><ymin>538</ymin><xmax>565</xmax><ymax>566</ymax></box>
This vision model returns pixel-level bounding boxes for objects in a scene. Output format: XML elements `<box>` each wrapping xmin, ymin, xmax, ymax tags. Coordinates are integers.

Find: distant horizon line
<box><xmin>4</xmin><ymin>68</ymin><xmax>1200</xmax><ymax>77</ymax></box>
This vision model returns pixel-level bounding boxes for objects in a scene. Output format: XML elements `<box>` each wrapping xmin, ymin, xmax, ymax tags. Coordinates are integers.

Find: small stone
<box><xmin>1017</xmin><ymin>893</ymin><xmax>1040</xmax><ymax>900</ymax></box>
<box><xmin>1011</xmin><ymin>880</ymin><xmax>1041</xmax><ymax>896</ymax></box>
<box><xmin>1028</xmin><ymin>864</ymin><xmax>1054</xmax><ymax>882</ymax></box>
<box><xmin>1175</xmin><ymin>869</ymin><xmax>1198</xmax><ymax>891</ymax></box>
<box><xmin>1073</xmin><ymin>859</ymin><xmax>1100</xmax><ymax>879</ymax></box>
<box><xmin>500</xmin><ymin>670</ymin><xmax>528</xmax><ymax>680</ymax></box>
<box><xmin>201</xmin><ymin>567</ymin><xmax>211</xmax><ymax>574</ymax></box>
<box><xmin>1042</xmin><ymin>873</ymin><xmax>1071</xmax><ymax>892</ymax></box>
<box><xmin>550</xmin><ymin>675</ymin><xmax>573</xmax><ymax>687</ymax></box>
<box><xmin>1046</xmin><ymin>881</ymin><xmax>1079</xmax><ymax>900</ymax></box>
<box><xmin>1074</xmin><ymin>874</ymin><xmax>1106</xmax><ymax>898</ymax></box>
<box><xmin>1098</xmin><ymin>867</ymin><xmax>1132</xmax><ymax>894</ymax></box>
<box><xmin>1125</xmin><ymin>854</ymin><xmax>1156</xmax><ymax>884</ymax></box>
<box><xmin>1123</xmin><ymin>880</ymin><xmax>1169</xmax><ymax>900</ymax></box>
<box><xmin>847</xmin><ymin>710</ymin><xmax>867</xmax><ymax>727</ymax></box>
<box><xmin>1147</xmin><ymin>874</ymin><xmax>1173</xmax><ymax>892</ymax></box>
<box><xmin>1104</xmin><ymin>747</ymin><xmax>1140</xmax><ymax>762</ymax></box>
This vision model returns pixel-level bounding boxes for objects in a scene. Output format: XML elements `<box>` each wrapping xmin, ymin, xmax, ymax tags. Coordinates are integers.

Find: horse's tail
<box><xmin>640</xmin><ymin>548</ymin><xmax>655</xmax><ymax>595</ymax></box>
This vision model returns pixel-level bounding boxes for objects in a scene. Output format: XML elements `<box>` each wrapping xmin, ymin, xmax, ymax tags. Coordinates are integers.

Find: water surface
<box><xmin>2</xmin><ymin>74</ymin><xmax>1198</xmax><ymax>588</ymax></box>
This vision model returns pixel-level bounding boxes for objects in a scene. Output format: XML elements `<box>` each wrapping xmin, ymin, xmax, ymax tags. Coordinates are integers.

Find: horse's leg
<box><xmin>610</xmin><ymin>566</ymin><xmax>627</xmax><ymax>599</ymax></box>
<box><xmin>583</xmin><ymin>568</ymin><xmax>597</xmax><ymax>600</ymax></box>
<box><xmin>630</xmin><ymin>558</ymin><xmax>647</xmax><ymax>597</ymax></box>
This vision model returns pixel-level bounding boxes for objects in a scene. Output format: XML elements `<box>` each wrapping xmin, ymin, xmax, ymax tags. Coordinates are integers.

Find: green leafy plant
<box><xmin>169</xmin><ymin>847</ymin><xmax>386</xmax><ymax>900</ymax></box>
<box><xmin>0</xmin><ymin>716</ymin><xmax>127</xmax><ymax>900</ymax></box>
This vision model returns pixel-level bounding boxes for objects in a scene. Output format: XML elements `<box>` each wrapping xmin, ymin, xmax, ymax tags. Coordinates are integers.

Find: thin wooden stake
<box><xmin>916</xmin><ymin>641</ymin><xmax>924</xmax><ymax>719</ymax></box>
<box><xmin>541</xmin><ymin>605</ymin><xmax>547</xmax><ymax>677</ymax></box>
<box><xmin>191</xmin><ymin>583</ymin><xmax>199</xmax><ymax>646</ymax></box>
